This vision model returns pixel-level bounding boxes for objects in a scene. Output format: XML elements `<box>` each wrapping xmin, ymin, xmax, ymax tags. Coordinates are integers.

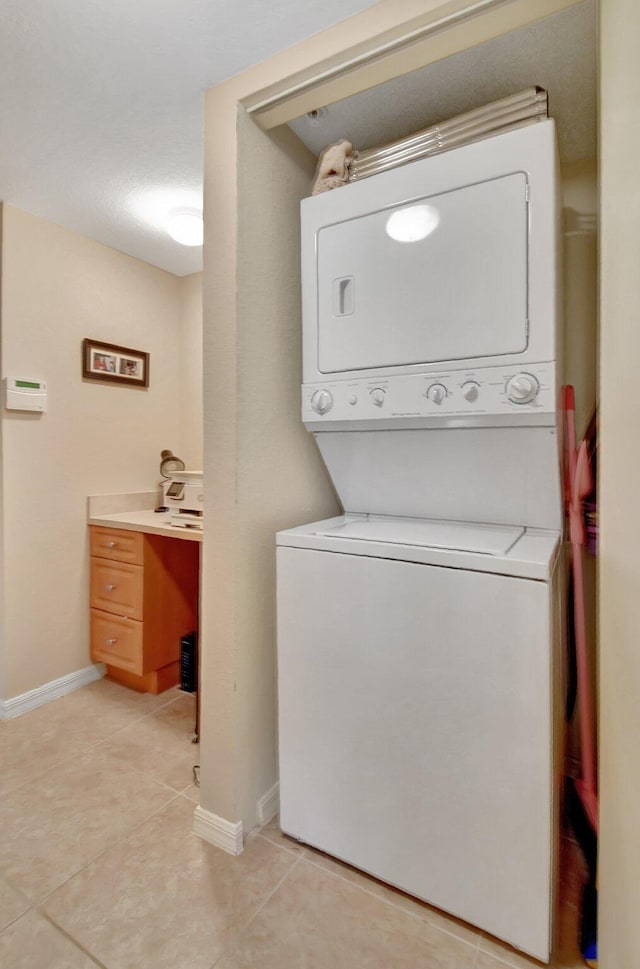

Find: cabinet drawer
<box><xmin>90</xmin><ymin>559</ymin><xmax>143</xmax><ymax>620</ymax></box>
<box><xmin>90</xmin><ymin>610</ymin><xmax>143</xmax><ymax>673</ymax></box>
<box><xmin>90</xmin><ymin>527</ymin><xmax>143</xmax><ymax>565</ymax></box>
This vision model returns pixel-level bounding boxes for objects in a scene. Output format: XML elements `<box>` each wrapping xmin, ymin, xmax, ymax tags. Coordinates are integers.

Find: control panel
<box><xmin>4</xmin><ymin>377</ymin><xmax>47</xmax><ymax>413</ymax></box>
<box><xmin>302</xmin><ymin>363</ymin><xmax>556</xmax><ymax>423</ymax></box>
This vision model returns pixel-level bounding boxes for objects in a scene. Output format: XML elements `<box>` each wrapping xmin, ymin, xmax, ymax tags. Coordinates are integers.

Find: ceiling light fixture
<box><xmin>166</xmin><ymin>207</ymin><xmax>203</xmax><ymax>247</ymax></box>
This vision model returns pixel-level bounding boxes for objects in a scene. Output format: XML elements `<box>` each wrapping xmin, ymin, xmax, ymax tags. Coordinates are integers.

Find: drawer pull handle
<box><xmin>106</xmin><ymin>584</ymin><xmax>117</xmax><ymax>592</ymax></box>
<box><xmin>106</xmin><ymin>638</ymin><xmax>118</xmax><ymax>646</ymax></box>
<box><xmin>106</xmin><ymin>541</ymin><xmax>118</xmax><ymax>549</ymax></box>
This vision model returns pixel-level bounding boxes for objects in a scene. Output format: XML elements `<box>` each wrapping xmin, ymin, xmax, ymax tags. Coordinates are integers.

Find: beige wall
<box><xmin>562</xmin><ymin>159</ymin><xmax>598</xmax><ymax>438</ymax></box>
<box><xmin>599</xmin><ymin>1</ymin><xmax>640</xmax><ymax>965</ymax></box>
<box><xmin>199</xmin><ymin>110</ymin><xmax>339</xmax><ymax>825</ymax></box>
<box><xmin>178</xmin><ymin>272</ymin><xmax>203</xmax><ymax>470</ymax></box>
<box><xmin>0</xmin><ymin>205</ymin><xmax>199</xmax><ymax>699</ymax></box>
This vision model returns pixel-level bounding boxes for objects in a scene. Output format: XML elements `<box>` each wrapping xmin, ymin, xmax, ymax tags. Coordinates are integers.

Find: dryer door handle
<box><xmin>333</xmin><ymin>276</ymin><xmax>354</xmax><ymax>316</ymax></box>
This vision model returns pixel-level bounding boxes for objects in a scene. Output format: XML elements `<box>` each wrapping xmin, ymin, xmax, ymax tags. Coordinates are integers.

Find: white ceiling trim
<box><xmin>246</xmin><ymin>0</ymin><xmax>585</xmax><ymax>130</ymax></box>
<box><xmin>246</xmin><ymin>0</ymin><xmax>508</xmax><ymax>115</ymax></box>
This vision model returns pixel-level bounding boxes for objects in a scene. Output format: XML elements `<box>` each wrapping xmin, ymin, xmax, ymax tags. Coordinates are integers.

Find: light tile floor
<box><xmin>0</xmin><ymin>678</ymin><xmax>586</xmax><ymax>969</ymax></box>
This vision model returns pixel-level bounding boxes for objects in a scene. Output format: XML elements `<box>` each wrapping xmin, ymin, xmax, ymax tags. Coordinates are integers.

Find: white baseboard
<box><xmin>0</xmin><ymin>663</ymin><xmax>105</xmax><ymax>720</ymax></box>
<box><xmin>192</xmin><ymin>805</ymin><xmax>244</xmax><ymax>855</ymax></box>
<box><xmin>257</xmin><ymin>781</ymin><xmax>280</xmax><ymax>825</ymax></box>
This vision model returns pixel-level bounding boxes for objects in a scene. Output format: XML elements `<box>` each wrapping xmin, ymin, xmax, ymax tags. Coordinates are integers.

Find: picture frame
<box><xmin>82</xmin><ymin>338</ymin><xmax>149</xmax><ymax>388</ymax></box>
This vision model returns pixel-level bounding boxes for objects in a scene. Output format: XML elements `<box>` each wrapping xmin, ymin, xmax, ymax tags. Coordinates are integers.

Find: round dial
<box><xmin>310</xmin><ymin>389</ymin><xmax>333</xmax><ymax>415</ymax></box>
<box><xmin>370</xmin><ymin>388</ymin><xmax>386</xmax><ymax>407</ymax></box>
<box><xmin>506</xmin><ymin>373</ymin><xmax>539</xmax><ymax>405</ymax></box>
<box><xmin>426</xmin><ymin>383</ymin><xmax>447</xmax><ymax>405</ymax></box>
<box><xmin>461</xmin><ymin>381</ymin><xmax>480</xmax><ymax>402</ymax></box>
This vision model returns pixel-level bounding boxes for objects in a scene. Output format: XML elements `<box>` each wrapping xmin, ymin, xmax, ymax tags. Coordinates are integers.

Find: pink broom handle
<box><xmin>563</xmin><ymin>386</ymin><xmax>578</xmax><ymax>507</ymax></box>
<box><xmin>563</xmin><ymin>386</ymin><xmax>598</xmax><ymax>831</ymax></box>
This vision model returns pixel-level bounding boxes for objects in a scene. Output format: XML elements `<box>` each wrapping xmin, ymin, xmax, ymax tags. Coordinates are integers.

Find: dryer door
<box><xmin>317</xmin><ymin>172</ymin><xmax>528</xmax><ymax>373</ymax></box>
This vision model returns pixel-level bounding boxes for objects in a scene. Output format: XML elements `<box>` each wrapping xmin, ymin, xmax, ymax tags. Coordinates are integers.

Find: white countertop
<box><xmin>88</xmin><ymin>509</ymin><xmax>203</xmax><ymax>542</ymax></box>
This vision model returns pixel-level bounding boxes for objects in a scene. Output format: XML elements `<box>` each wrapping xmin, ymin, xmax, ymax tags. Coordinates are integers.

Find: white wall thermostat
<box><xmin>4</xmin><ymin>377</ymin><xmax>48</xmax><ymax>412</ymax></box>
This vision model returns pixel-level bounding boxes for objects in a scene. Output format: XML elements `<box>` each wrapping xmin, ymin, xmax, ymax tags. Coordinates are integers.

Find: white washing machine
<box><xmin>276</xmin><ymin>121</ymin><xmax>563</xmax><ymax>962</ymax></box>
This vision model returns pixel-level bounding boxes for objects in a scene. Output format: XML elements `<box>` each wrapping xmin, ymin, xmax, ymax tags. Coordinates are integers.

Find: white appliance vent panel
<box><xmin>317</xmin><ymin>173</ymin><xmax>528</xmax><ymax>374</ymax></box>
<box><xmin>314</xmin><ymin>426</ymin><xmax>562</xmax><ymax>532</ymax></box>
<box><xmin>316</xmin><ymin>517</ymin><xmax>524</xmax><ymax>555</ymax></box>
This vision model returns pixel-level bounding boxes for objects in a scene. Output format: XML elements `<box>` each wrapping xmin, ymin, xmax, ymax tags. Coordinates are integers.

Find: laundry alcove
<box><xmin>196</xmin><ymin>0</ymin><xmax>609</xmax><ymax>957</ymax></box>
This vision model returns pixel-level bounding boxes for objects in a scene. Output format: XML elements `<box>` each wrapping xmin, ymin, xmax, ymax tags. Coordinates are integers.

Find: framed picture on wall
<box><xmin>82</xmin><ymin>338</ymin><xmax>149</xmax><ymax>387</ymax></box>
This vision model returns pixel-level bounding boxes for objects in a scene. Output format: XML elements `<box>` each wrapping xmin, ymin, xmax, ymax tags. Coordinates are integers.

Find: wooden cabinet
<box><xmin>90</xmin><ymin>527</ymin><xmax>144</xmax><ymax>565</ymax></box>
<box><xmin>91</xmin><ymin>611</ymin><xmax>143</xmax><ymax>673</ymax></box>
<box><xmin>90</xmin><ymin>559</ymin><xmax>144</xmax><ymax>620</ymax></box>
<box><xmin>90</xmin><ymin>525</ymin><xmax>199</xmax><ymax>694</ymax></box>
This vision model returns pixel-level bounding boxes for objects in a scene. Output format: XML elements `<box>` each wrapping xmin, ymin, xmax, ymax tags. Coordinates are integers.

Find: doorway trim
<box><xmin>243</xmin><ymin>0</ymin><xmax>586</xmax><ymax>130</ymax></box>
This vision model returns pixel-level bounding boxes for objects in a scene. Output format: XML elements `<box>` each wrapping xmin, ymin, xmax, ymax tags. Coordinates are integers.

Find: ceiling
<box><xmin>0</xmin><ymin>0</ymin><xmax>380</xmax><ymax>277</ymax></box>
<box><xmin>289</xmin><ymin>1</ymin><xmax>596</xmax><ymax>168</ymax></box>
<box><xmin>1</xmin><ymin>2</ymin><xmax>596</xmax><ymax>278</ymax></box>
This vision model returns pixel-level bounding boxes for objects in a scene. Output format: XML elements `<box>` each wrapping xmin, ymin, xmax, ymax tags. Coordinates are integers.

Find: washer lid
<box><xmin>314</xmin><ymin>517</ymin><xmax>525</xmax><ymax>556</ymax></box>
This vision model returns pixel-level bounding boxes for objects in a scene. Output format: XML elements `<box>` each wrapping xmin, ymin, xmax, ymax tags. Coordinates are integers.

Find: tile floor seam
<box><xmin>89</xmin><ymin>753</ymin><xmax>199</xmax><ymax>796</ymax></box>
<box><xmin>208</xmin><ymin>851</ymin><xmax>307</xmax><ymax>969</ymax></box>
<box><xmin>255</xmin><ymin>831</ymin><xmax>306</xmax><ymax>858</ymax></box>
<box><xmin>0</xmin><ymin>747</ymin><xmax>96</xmax><ymax>802</ymax></box>
<box><xmin>424</xmin><ymin>919</ymin><xmax>481</xmax><ymax>951</ymax></box>
<box><xmin>473</xmin><ymin>932</ymin><xmax>484</xmax><ymax>969</ymax></box>
<box><xmin>471</xmin><ymin>932</ymin><xmax>484</xmax><ymax>969</ymax></box>
<box><xmin>476</xmin><ymin>943</ymin><xmax>537</xmax><ymax>969</ymax></box>
<box><xmin>0</xmin><ymin>681</ymin><xmax>179</xmax><ymax>743</ymax></box>
<box><xmin>84</xmin><ymin>712</ymin><xmax>164</xmax><ymax>747</ymax></box>
<box><xmin>0</xmin><ymin>689</ymin><xmax>181</xmax><ymax>767</ymax></box>
<box><xmin>88</xmin><ymin>696</ymin><xmax>191</xmax><ymax>749</ymax></box>
<box><xmin>7</xmin><ymin>741</ymin><xmax>194</xmax><ymax>805</ymax></box>
<box><xmin>300</xmin><ymin>849</ymin><xmax>481</xmax><ymax>949</ymax></box>
<box><xmin>36</xmin><ymin>789</ymin><xmax>185</xmax><ymax>908</ymax></box>
<box><xmin>0</xmin><ymin>907</ymin><xmax>33</xmax><ymax>936</ymax></box>
<box><xmin>37</xmin><ymin>908</ymin><xmax>109</xmax><ymax>969</ymax></box>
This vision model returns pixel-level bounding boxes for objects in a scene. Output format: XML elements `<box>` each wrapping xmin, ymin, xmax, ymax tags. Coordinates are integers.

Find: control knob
<box><xmin>370</xmin><ymin>388</ymin><xmax>386</xmax><ymax>407</ymax></box>
<box><xmin>506</xmin><ymin>373</ymin><xmax>539</xmax><ymax>405</ymax></box>
<box><xmin>426</xmin><ymin>383</ymin><xmax>447</xmax><ymax>405</ymax></box>
<box><xmin>310</xmin><ymin>389</ymin><xmax>333</xmax><ymax>415</ymax></box>
<box><xmin>461</xmin><ymin>381</ymin><xmax>480</xmax><ymax>402</ymax></box>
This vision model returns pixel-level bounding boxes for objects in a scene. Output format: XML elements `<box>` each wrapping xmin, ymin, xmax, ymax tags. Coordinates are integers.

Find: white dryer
<box><xmin>276</xmin><ymin>120</ymin><xmax>563</xmax><ymax>962</ymax></box>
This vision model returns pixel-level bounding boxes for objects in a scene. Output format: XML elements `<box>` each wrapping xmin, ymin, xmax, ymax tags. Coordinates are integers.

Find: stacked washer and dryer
<box><xmin>276</xmin><ymin>120</ymin><xmax>563</xmax><ymax>962</ymax></box>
